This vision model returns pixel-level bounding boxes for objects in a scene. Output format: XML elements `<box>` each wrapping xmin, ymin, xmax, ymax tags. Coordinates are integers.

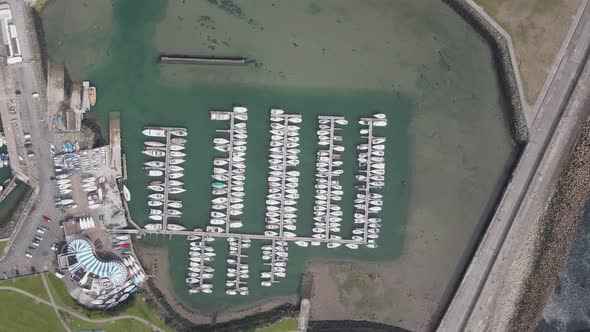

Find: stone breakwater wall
<box><xmin>507</xmin><ymin>121</ymin><xmax>590</xmax><ymax>330</ymax></box>
<box><xmin>444</xmin><ymin>0</ymin><xmax>529</xmax><ymax>145</ymax></box>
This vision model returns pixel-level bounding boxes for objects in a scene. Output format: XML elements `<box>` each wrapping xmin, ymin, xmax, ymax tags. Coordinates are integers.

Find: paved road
<box><xmin>438</xmin><ymin>1</ymin><xmax>590</xmax><ymax>330</ymax></box>
<box><xmin>0</xmin><ymin>285</ymin><xmax>164</xmax><ymax>331</ymax></box>
<box><xmin>0</xmin><ymin>0</ymin><xmax>64</xmax><ymax>276</ymax></box>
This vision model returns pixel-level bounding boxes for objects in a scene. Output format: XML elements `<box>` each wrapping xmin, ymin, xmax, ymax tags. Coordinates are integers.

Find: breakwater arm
<box><xmin>159</xmin><ymin>55</ymin><xmax>252</xmax><ymax>66</ymax></box>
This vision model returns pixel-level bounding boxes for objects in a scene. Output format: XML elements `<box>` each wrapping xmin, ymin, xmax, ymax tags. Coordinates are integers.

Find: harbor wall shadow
<box><xmin>429</xmin><ymin>0</ymin><xmax>530</xmax><ymax>329</ymax></box>
<box><xmin>442</xmin><ymin>0</ymin><xmax>529</xmax><ymax>146</ymax></box>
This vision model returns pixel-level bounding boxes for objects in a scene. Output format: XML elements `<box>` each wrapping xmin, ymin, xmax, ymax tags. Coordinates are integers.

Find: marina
<box><xmin>40</xmin><ymin>0</ymin><xmax>522</xmax><ymax>323</ymax></box>
<box><xmin>123</xmin><ymin>111</ymin><xmax>387</xmax><ymax>294</ymax></box>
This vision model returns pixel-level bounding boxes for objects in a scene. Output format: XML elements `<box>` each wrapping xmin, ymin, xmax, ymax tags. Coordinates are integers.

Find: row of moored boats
<box><xmin>311</xmin><ymin>116</ymin><xmax>351</xmax><ymax>249</ymax></box>
<box><xmin>260</xmin><ymin>240</ymin><xmax>288</xmax><ymax>286</ymax></box>
<box><xmin>263</xmin><ymin>109</ymin><xmax>301</xmax><ymax>239</ymax></box>
<box><xmin>186</xmin><ymin>233</ymin><xmax>214</xmax><ymax>294</ymax></box>
<box><xmin>142</xmin><ymin>127</ymin><xmax>188</xmax><ymax>231</ymax></box>
<box><xmin>351</xmin><ymin>114</ymin><xmax>388</xmax><ymax>249</ymax></box>
<box><xmin>207</xmin><ymin>107</ymin><xmax>248</xmax><ymax>233</ymax></box>
<box><xmin>225</xmin><ymin>237</ymin><xmax>250</xmax><ymax>295</ymax></box>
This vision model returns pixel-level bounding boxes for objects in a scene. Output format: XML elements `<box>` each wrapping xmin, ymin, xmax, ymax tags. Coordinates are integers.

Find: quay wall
<box><xmin>159</xmin><ymin>55</ymin><xmax>251</xmax><ymax>66</ymax></box>
<box><xmin>443</xmin><ymin>0</ymin><xmax>529</xmax><ymax>145</ymax></box>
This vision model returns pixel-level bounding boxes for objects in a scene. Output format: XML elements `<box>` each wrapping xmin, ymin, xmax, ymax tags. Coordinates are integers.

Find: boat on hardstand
<box><xmin>142</xmin><ymin>129</ymin><xmax>166</xmax><ymax>137</ymax></box>
<box><xmin>167</xmin><ymin>224</ymin><xmax>186</xmax><ymax>231</ymax></box>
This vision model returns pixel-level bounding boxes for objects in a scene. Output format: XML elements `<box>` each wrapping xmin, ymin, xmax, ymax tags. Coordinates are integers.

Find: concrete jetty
<box><xmin>159</xmin><ymin>55</ymin><xmax>251</xmax><ymax>66</ymax></box>
<box><xmin>316</xmin><ymin>115</ymin><xmax>346</xmax><ymax>242</ymax></box>
<box><xmin>209</xmin><ymin>108</ymin><xmax>246</xmax><ymax>233</ymax></box>
<box><xmin>143</xmin><ymin>126</ymin><xmax>187</xmax><ymax>231</ymax></box>
<box><xmin>267</xmin><ymin>110</ymin><xmax>302</xmax><ymax>237</ymax></box>
<box><xmin>111</xmin><ymin>228</ymin><xmax>364</xmax><ymax>244</ymax></box>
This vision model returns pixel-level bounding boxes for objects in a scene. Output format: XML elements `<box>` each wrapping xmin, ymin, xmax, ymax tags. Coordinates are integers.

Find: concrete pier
<box><xmin>209</xmin><ymin>109</ymin><xmax>246</xmax><ymax>233</ymax></box>
<box><xmin>356</xmin><ymin>117</ymin><xmax>386</xmax><ymax>245</ymax></box>
<box><xmin>266</xmin><ymin>110</ymin><xmax>302</xmax><ymax>238</ymax></box>
<box><xmin>226</xmin><ymin>237</ymin><xmax>248</xmax><ymax>294</ymax></box>
<box><xmin>315</xmin><ymin>115</ymin><xmax>346</xmax><ymax>242</ymax></box>
<box><xmin>159</xmin><ymin>55</ymin><xmax>250</xmax><ymax>66</ymax></box>
<box><xmin>143</xmin><ymin>126</ymin><xmax>187</xmax><ymax>231</ymax></box>
<box><xmin>112</xmin><ymin>228</ymin><xmax>364</xmax><ymax>244</ymax></box>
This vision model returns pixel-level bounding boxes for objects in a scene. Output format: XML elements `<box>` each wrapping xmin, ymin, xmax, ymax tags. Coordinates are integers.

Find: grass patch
<box><xmin>32</xmin><ymin>0</ymin><xmax>49</xmax><ymax>12</ymax></box>
<box><xmin>63</xmin><ymin>312</ymin><xmax>154</xmax><ymax>332</ymax></box>
<box><xmin>46</xmin><ymin>274</ymin><xmax>173</xmax><ymax>331</ymax></box>
<box><xmin>0</xmin><ymin>290</ymin><xmax>64</xmax><ymax>331</ymax></box>
<box><xmin>0</xmin><ymin>274</ymin><xmax>49</xmax><ymax>302</ymax></box>
<box><xmin>0</xmin><ymin>240</ymin><xmax>6</xmax><ymax>254</ymax></box>
<box><xmin>255</xmin><ymin>318</ymin><xmax>298</xmax><ymax>332</ymax></box>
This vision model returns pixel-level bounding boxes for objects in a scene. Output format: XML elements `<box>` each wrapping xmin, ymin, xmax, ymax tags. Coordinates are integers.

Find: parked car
<box><xmin>42</xmin><ymin>216</ymin><xmax>52</xmax><ymax>223</ymax></box>
<box><xmin>25</xmin><ymin>252</ymin><xmax>32</xmax><ymax>258</ymax></box>
<box><xmin>36</xmin><ymin>228</ymin><xmax>45</xmax><ymax>235</ymax></box>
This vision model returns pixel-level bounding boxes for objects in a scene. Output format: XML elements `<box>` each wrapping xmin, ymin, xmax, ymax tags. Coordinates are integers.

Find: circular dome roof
<box><xmin>68</xmin><ymin>238</ymin><xmax>127</xmax><ymax>287</ymax></box>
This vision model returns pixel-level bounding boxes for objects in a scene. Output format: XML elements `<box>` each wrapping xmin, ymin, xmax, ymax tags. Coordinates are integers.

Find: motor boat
<box><xmin>143</xmin><ymin>129</ymin><xmax>166</xmax><ymax>137</ymax></box>
<box><xmin>170</xmin><ymin>151</ymin><xmax>186</xmax><ymax>157</ymax></box>
<box><xmin>169</xmin><ymin>187</ymin><xmax>186</xmax><ymax>194</ymax></box>
<box><xmin>143</xmin><ymin>149</ymin><xmax>165</xmax><ymax>157</ymax></box>
<box><xmin>171</xmin><ymin>137</ymin><xmax>187</xmax><ymax>145</ymax></box>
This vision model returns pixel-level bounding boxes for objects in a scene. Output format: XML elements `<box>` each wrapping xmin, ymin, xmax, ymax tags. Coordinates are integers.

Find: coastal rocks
<box><xmin>503</xmin><ymin>121</ymin><xmax>590</xmax><ymax>330</ymax></box>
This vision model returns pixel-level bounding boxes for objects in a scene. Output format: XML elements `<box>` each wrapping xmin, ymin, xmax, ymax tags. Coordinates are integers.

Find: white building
<box><xmin>0</xmin><ymin>3</ymin><xmax>22</xmax><ymax>64</ymax></box>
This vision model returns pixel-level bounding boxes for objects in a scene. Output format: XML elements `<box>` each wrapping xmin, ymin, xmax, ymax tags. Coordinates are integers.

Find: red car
<box><xmin>42</xmin><ymin>216</ymin><xmax>52</xmax><ymax>223</ymax></box>
<box><xmin>121</xmin><ymin>243</ymin><xmax>131</xmax><ymax>248</ymax></box>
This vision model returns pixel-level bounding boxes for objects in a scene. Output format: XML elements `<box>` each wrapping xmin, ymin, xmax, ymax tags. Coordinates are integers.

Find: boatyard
<box><xmin>114</xmin><ymin>109</ymin><xmax>388</xmax><ymax>296</ymax></box>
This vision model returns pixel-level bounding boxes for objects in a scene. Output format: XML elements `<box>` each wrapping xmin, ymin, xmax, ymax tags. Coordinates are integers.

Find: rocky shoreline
<box><xmin>444</xmin><ymin>0</ymin><xmax>529</xmax><ymax>145</ymax></box>
<box><xmin>504</xmin><ymin>121</ymin><xmax>590</xmax><ymax>330</ymax></box>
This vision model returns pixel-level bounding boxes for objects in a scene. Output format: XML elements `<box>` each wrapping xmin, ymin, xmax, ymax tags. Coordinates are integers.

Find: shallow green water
<box><xmin>41</xmin><ymin>0</ymin><xmax>516</xmax><ymax>318</ymax></box>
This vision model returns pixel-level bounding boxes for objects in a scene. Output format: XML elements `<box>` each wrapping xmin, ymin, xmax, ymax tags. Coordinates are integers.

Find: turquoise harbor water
<box><xmin>41</xmin><ymin>0</ymin><xmax>517</xmax><ymax>323</ymax></box>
